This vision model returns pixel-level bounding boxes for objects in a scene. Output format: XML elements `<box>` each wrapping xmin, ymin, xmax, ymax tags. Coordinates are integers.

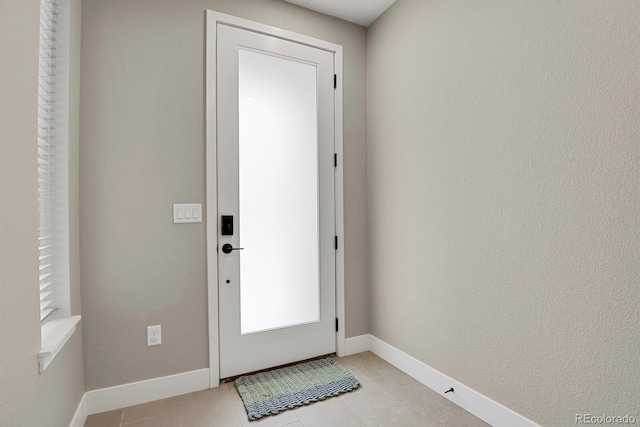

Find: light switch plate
<box><xmin>173</xmin><ymin>204</ymin><xmax>202</xmax><ymax>223</ymax></box>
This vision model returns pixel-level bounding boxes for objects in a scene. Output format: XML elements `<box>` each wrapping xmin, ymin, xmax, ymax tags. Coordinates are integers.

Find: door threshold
<box><xmin>220</xmin><ymin>353</ymin><xmax>337</xmax><ymax>383</ymax></box>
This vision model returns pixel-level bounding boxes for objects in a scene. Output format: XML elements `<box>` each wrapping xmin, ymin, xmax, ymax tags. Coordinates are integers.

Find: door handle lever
<box><xmin>221</xmin><ymin>243</ymin><xmax>244</xmax><ymax>254</ymax></box>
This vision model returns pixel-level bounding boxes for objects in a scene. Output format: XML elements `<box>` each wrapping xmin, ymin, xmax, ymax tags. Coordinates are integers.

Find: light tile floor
<box><xmin>84</xmin><ymin>352</ymin><xmax>489</xmax><ymax>427</ymax></box>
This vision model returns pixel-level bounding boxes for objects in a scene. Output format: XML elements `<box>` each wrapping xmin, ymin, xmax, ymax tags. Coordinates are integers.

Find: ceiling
<box><xmin>283</xmin><ymin>0</ymin><xmax>397</xmax><ymax>27</ymax></box>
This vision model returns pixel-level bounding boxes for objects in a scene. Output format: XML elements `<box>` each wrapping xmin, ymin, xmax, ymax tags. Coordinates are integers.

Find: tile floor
<box><xmin>84</xmin><ymin>352</ymin><xmax>489</xmax><ymax>427</ymax></box>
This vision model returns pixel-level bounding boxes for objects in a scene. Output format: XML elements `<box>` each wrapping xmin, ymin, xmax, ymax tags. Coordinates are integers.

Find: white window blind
<box><xmin>38</xmin><ymin>0</ymin><xmax>70</xmax><ymax>323</ymax></box>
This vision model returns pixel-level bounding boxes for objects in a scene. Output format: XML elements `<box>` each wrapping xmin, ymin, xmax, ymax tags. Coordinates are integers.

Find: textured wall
<box><xmin>367</xmin><ymin>1</ymin><xmax>639</xmax><ymax>426</ymax></box>
<box><xmin>0</xmin><ymin>0</ymin><xmax>85</xmax><ymax>425</ymax></box>
<box><xmin>80</xmin><ymin>0</ymin><xmax>367</xmax><ymax>390</ymax></box>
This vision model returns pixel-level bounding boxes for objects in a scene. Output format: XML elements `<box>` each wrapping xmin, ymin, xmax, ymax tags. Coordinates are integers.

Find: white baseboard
<box><xmin>69</xmin><ymin>392</ymin><xmax>87</xmax><ymax>427</ymax></box>
<box><xmin>342</xmin><ymin>334</ymin><xmax>539</xmax><ymax>427</ymax></box>
<box><xmin>344</xmin><ymin>334</ymin><xmax>372</xmax><ymax>356</ymax></box>
<box><xmin>367</xmin><ymin>336</ymin><xmax>541</xmax><ymax>427</ymax></box>
<box><xmin>86</xmin><ymin>368</ymin><xmax>210</xmax><ymax>415</ymax></box>
<box><xmin>82</xmin><ymin>337</ymin><xmax>539</xmax><ymax>426</ymax></box>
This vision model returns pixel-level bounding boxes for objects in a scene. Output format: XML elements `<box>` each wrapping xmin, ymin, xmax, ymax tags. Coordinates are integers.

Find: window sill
<box><xmin>38</xmin><ymin>315</ymin><xmax>81</xmax><ymax>373</ymax></box>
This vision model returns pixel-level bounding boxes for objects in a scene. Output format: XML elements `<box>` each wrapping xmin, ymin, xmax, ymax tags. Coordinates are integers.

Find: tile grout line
<box><xmin>120</xmin><ymin>411</ymin><xmax>177</xmax><ymax>427</ymax></box>
<box><xmin>340</xmin><ymin>359</ymin><xmax>427</xmax><ymax>426</ymax></box>
<box><xmin>372</xmin><ymin>364</ymin><xmax>434</xmax><ymax>421</ymax></box>
<box><xmin>349</xmin><ymin>354</ymin><xmax>487</xmax><ymax>426</ymax></box>
<box><xmin>304</xmin><ymin>364</ymin><xmax>368</xmax><ymax>427</ymax></box>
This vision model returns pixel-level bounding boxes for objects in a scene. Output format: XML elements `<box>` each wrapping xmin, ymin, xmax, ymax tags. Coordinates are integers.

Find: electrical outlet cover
<box><xmin>147</xmin><ymin>325</ymin><xmax>161</xmax><ymax>346</ymax></box>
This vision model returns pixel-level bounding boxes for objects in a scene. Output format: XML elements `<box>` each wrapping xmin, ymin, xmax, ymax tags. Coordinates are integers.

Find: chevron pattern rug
<box><xmin>235</xmin><ymin>358</ymin><xmax>360</xmax><ymax>420</ymax></box>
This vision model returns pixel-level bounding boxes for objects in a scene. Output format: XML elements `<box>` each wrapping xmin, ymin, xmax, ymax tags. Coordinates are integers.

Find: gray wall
<box><xmin>367</xmin><ymin>1</ymin><xmax>639</xmax><ymax>426</ymax></box>
<box><xmin>80</xmin><ymin>0</ymin><xmax>368</xmax><ymax>390</ymax></box>
<box><xmin>0</xmin><ymin>0</ymin><xmax>85</xmax><ymax>425</ymax></box>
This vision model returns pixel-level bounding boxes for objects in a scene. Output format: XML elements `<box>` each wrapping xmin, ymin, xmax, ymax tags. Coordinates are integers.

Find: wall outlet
<box><xmin>147</xmin><ymin>325</ymin><xmax>161</xmax><ymax>346</ymax></box>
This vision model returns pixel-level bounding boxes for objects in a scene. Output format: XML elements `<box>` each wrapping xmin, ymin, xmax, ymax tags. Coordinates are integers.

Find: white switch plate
<box><xmin>173</xmin><ymin>204</ymin><xmax>202</xmax><ymax>223</ymax></box>
<box><xmin>147</xmin><ymin>325</ymin><xmax>161</xmax><ymax>346</ymax></box>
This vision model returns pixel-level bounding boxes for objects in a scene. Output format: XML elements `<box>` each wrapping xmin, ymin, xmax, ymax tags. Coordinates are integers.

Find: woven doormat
<box><xmin>235</xmin><ymin>358</ymin><xmax>360</xmax><ymax>420</ymax></box>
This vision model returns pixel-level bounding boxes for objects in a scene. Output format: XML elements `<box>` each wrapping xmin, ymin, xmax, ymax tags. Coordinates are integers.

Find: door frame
<box><xmin>205</xmin><ymin>10</ymin><xmax>345</xmax><ymax>388</ymax></box>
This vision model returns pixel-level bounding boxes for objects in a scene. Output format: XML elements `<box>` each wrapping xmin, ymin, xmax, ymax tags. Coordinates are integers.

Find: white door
<box><xmin>216</xmin><ymin>23</ymin><xmax>336</xmax><ymax>378</ymax></box>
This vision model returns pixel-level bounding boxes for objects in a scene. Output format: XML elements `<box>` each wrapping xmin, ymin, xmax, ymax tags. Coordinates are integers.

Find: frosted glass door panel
<box><xmin>238</xmin><ymin>49</ymin><xmax>319</xmax><ymax>335</ymax></box>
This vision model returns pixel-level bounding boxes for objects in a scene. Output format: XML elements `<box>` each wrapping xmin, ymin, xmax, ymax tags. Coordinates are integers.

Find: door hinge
<box><xmin>335</xmin><ymin>318</ymin><xmax>339</xmax><ymax>332</ymax></box>
<box><xmin>335</xmin><ymin>236</ymin><xmax>338</xmax><ymax>250</ymax></box>
<box><xmin>334</xmin><ymin>74</ymin><xmax>337</xmax><ymax>89</ymax></box>
<box><xmin>334</xmin><ymin>153</ymin><xmax>337</xmax><ymax>167</ymax></box>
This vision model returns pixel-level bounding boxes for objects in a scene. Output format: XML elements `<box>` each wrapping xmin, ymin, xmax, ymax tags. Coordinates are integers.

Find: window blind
<box><xmin>38</xmin><ymin>0</ymin><xmax>70</xmax><ymax>322</ymax></box>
